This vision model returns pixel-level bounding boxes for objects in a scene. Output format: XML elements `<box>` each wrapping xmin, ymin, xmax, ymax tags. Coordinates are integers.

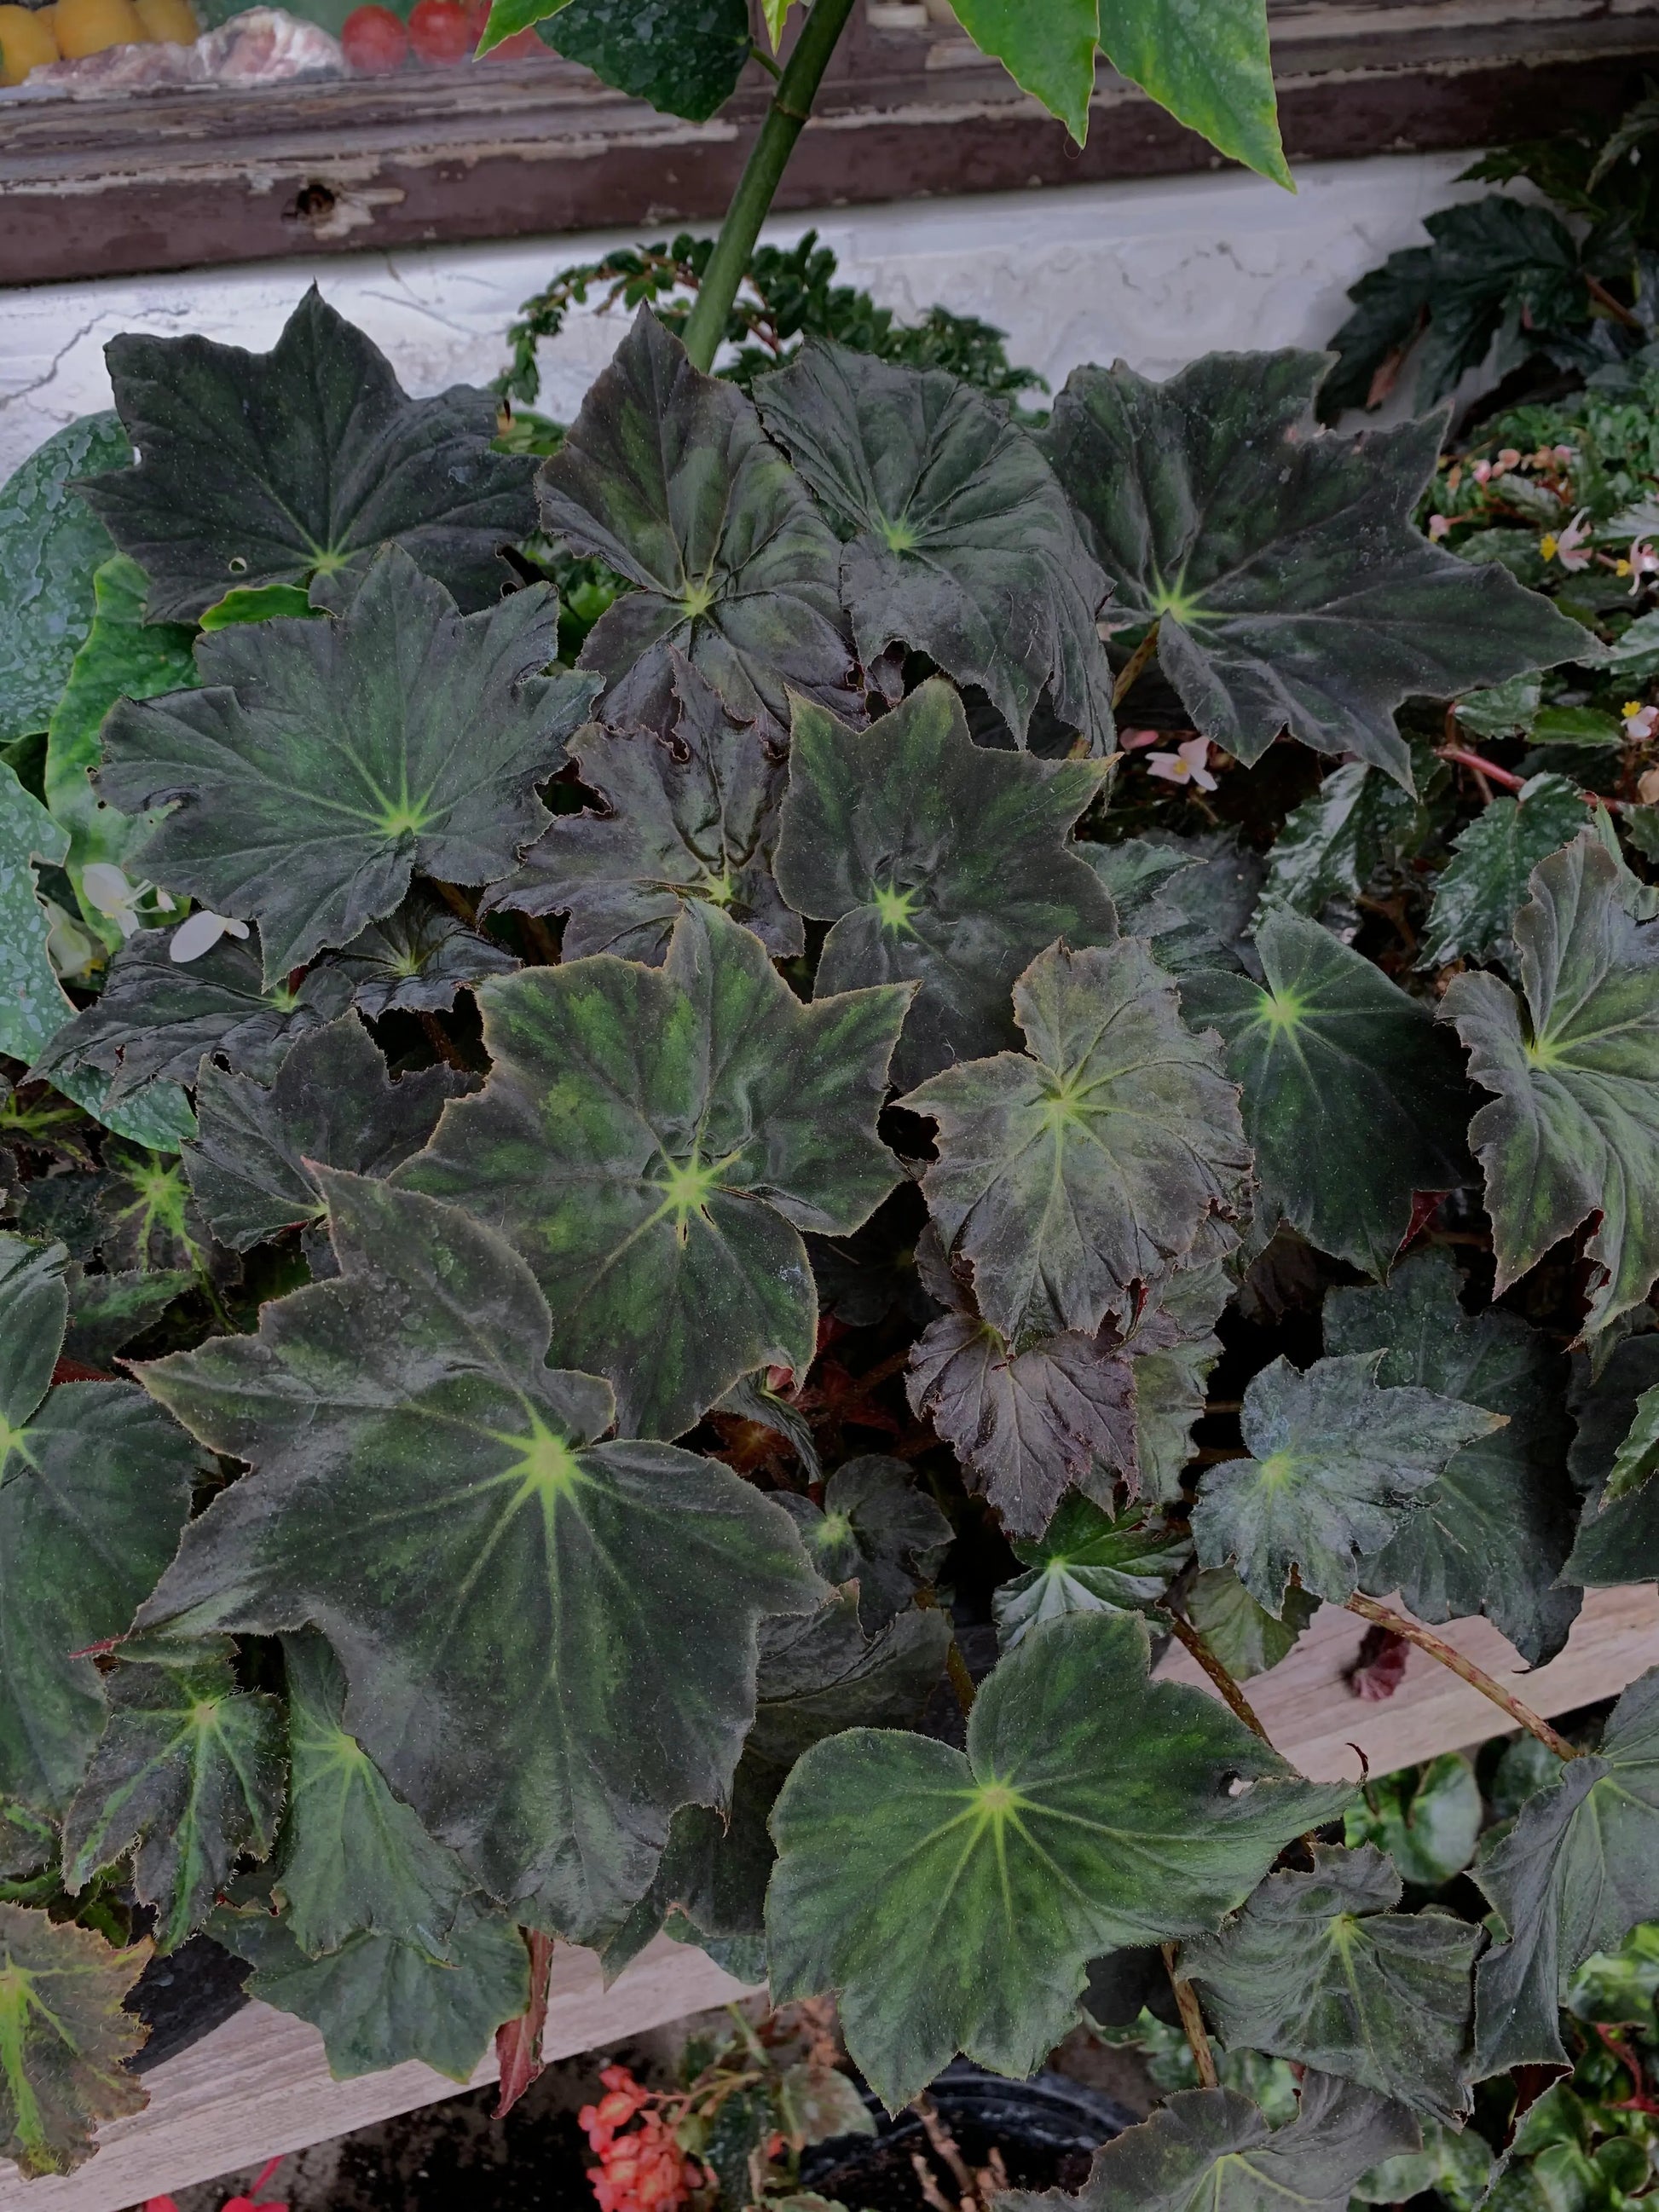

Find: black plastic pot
<box><xmin>128</xmin><ymin>1932</ymin><xmax>251</xmax><ymax>2072</ymax></box>
<box><xmin>800</xmin><ymin>2062</ymin><xmax>1136</xmax><ymax>2209</ymax></box>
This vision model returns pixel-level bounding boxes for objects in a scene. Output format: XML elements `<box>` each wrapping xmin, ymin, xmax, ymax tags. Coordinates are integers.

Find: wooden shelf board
<box><xmin>6</xmin><ymin>1585</ymin><xmax>1654</xmax><ymax>2212</ymax></box>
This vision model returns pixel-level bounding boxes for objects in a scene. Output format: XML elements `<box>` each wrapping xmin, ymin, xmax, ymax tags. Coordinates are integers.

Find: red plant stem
<box><xmin>1344</xmin><ymin>1594</ymin><xmax>1578</xmax><ymax>1759</ymax></box>
<box><xmin>1436</xmin><ymin>744</ymin><xmax>1527</xmax><ymax>793</ymax></box>
<box><xmin>1162</xmin><ymin>1945</ymin><xmax>1219</xmax><ymax>2089</ymax></box>
<box><xmin>1161</xmin><ymin>1609</ymin><xmax>1273</xmax><ymax>1746</ymax></box>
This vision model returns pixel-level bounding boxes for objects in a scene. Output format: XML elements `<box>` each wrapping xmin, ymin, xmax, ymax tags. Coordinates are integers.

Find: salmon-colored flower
<box><xmin>1147</xmin><ymin>736</ymin><xmax>1218</xmax><ymax>792</ymax></box>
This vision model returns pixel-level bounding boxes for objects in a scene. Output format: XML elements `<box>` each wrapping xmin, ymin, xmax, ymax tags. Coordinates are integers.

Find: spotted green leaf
<box><xmin>185</xmin><ymin>1014</ymin><xmax>465</xmax><ymax>1251</ymax></box>
<box><xmin>1443</xmin><ymin>833</ymin><xmax>1659</xmax><ymax>1340</ymax></box>
<box><xmin>400</xmin><ymin>900</ymin><xmax>909</xmax><ymax>1441</ymax></box>
<box><xmin>905</xmin><ymin>935</ymin><xmax>1247</xmax><ymax>1346</ymax></box>
<box><xmin>1418</xmin><ymin>775</ymin><xmax>1591</xmax><ymax>973</ymax></box>
<box><xmin>993</xmin><ymin>1495</ymin><xmax>1191</xmax><ymax>1652</ymax></box>
<box><xmin>754</xmin><ymin>347</ymin><xmax>1116</xmax><ymax>754</ymax></box>
<box><xmin>1000</xmin><ymin>2073</ymin><xmax>1419</xmax><ymax>2212</ymax></box>
<box><xmin>772</xmin><ymin>1458</ymin><xmax>951</xmax><ymax>1632</ymax></box>
<box><xmin>1257</xmin><ymin>761</ymin><xmax>1425</xmax><ymax>925</ymax></box>
<box><xmin>63</xmin><ymin>1649</ymin><xmax>286</xmax><ymax>1954</ymax></box>
<box><xmin>209</xmin><ymin>1893</ymin><xmax>529</xmax><ymax>2083</ymax></box>
<box><xmin>1184</xmin><ymin>1845</ymin><xmax>1480</xmax><ymax>2120</ymax></box>
<box><xmin>1325</xmin><ymin>1249</ymin><xmax>1581</xmax><ymax>1666</ymax></box>
<box><xmin>769</xmin><ymin>1611</ymin><xmax>1349</xmax><ymax>2109</ymax></box>
<box><xmin>772</xmin><ymin>679</ymin><xmax>1114</xmax><ymax>1086</ymax></box>
<box><xmin>0</xmin><ymin>1236</ymin><xmax>198</xmax><ymax>1818</ymax></box>
<box><xmin>0</xmin><ymin>762</ymin><xmax>73</xmax><ymax>1072</ymax></box>
<box><xmin>273</xmin><ymin>1632</ymin><xmax>471</xmax><ymax>1960</ymax></box>
<box><xmin>130</xmin><ymin>1170</ymin><xmax>823</xmax><ymax>1936</ymax></box>
<box><xmin>538</xmin><ymin>311</ymin><xmax>858</xmax><ymax>744</ymax></box>
<box><xmin>1192</xmin><ymin>1352</ymin><xmax>1504</xmax><ymax>1614</ymax></box>
<box><xmin>1182</xmin><ymin>909</ymin><xmax>1474</xmax><ymax>1277</ymax></box>
<box><xmin>1048</xmin><ymin>352</ymin><xmax>1583</xmax><ymax>783</ymax></box>
<box><xmin>1471</xmin><ymin>1666</ymin><xmax>1659</xmax><ymax>2074</ymax></box>
<box><xmin>100</xmin><ymin>546</ymin><xmax>594</xmax><ymax>986</ymax></box>
<box><xmin>0</xmin><ymin>1904</ymin><xmax>147</xmax><ymax>2178</ymax></box>
<box><xmin>0</xmin><ymin>413</ymin><xmax>128</xmax><ymax>748</ymax></box>
<box><xmin>534</xmin><ymin>0</ymin><xmax>749</xmax><ymax>122</ymax></box>
<box><xmin>81</xmin><ymin>288</ymin><xmax>537</xmax><ymax>621</ymax></box>
<box><xmin>488</xmin><ymin>650</ymin><xmax>801</xmax><ymax>964</ymax></box>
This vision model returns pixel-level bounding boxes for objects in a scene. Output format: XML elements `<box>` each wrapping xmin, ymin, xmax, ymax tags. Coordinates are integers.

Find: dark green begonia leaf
<box><xmin>1130</xmin><ymin>1235</ymin><xmax>1235</xmax><ymax>1502</ymax></box>
<box><xmin>185</xmin><ymin>1014</ymin><xmax>466</xmax><ymax>1252</ymax></box>
<box><xmin>130</xmin><ymin>1170</ymin><xmax>824</xmax><ymax>1937</ymax></box>
<box><xmin>599</xmin><ymin>1753</ymin><xmax>780</xmax><ymax>1982</ymax></box>
<box><xmin>63</xmin><ymin>1267</ymin><xmax>194</xmax><ymax>1366</ymax></box>
<box><xmin>1192</xmin><ymin>1352</ymin><xmax>1503</xmax><ymax>1614</ymax></box>
<box><xmin>1566</xmin><ymin>1361</ymin><xmax>1659</xmax><ymax>1585</ymax></box>
<box><xmin>274</xmin><ymin>1631</ymin><xmax>470</xmax><ymax>1960</ymax></box>
<box><xmin>209</xmin><ymin>1893</ymin><xmax>529</xmax><ymax>2083</ymax></box>
<box><xmin>1184</xmin><ymin>1569</ymin><xmax>1318</xmax><ymax>1684</ymax></box>
<box><xmin>772</xmin><ymin>1458</ymin><xmax>951</xmax><ymax>1632</ymax></box>
<box><xmin>63</xmin><ymin>1648</ymin><xmax>286</xmax><ymax>1953</ymax></box>
<box><xmin>1183</xmin><ymin>1845</ymin><xmax>1481</xmax><ymax>2120</ymax></box>
<box><xmin>535</xmin><ymin>0</ymin><xmax>749</xmax><ymax>122</ymax></box>
<box><xmin>1325</xmin><ymin>1249</ymin><xmax>1581</xmax><ymax>1666</ymax></box>
<box><xmin>1047</xmin><ymin>351</ymin><xmax>1583</xmax><ymax>784</ymax></box>
<box><xmin>1344</xmin><ymin>1754</ymin><xmax>1482</xmax><ymax>1890</ymax></box>
<box><xmin>0</xmin><ymin>413</ymin><xmax>127</xmax><ymax>748</ymax></box>
<box><xmin>1182</xmin><ymin>909</ymin><xmax>1474</xmax><ymax>1277</ymax></box>
<box><xmin>712</xmin><ymin>1368</ymin><xmax>821</xmax><ymax>1481</ymax></box>
<box><xmin>1471</xmin><ymin>1666</ymin><xmax>1659</xmax><ymax>2075</ymax></box>
<box><xmin>100</xmin><ymin>547</ymin><xmax>595</xmax><ymax>985</ymax></box>
<box><xmin>95</xmin><ymin>1141</ymin><xmax>226</xmax><ymax>1278</ymax></box>
<box><xmin>766</xmin><ymin>1610</ymin><xmax>1350</xmax><ymax>2111</ymax></box>
<box><xmin>0</xmin><ymin>1235</ymin><xmax>199</xmax><ymax>1818</ymax></box>
<box><xmin>400</xmin><ymin>901</ymin><xmax>909</xmax><ymax>1441</ymax></box>
<box><xmin>328</xmin><ymin>889</ymin><xmax>518</xmax><ymax>1019</ymax></box>
<box><xmin>488</xmin><ymin>650</ymin><xmax>801</xmax><ymax>963</ymax></box>
<box><xmin>1442</xmin><ymin>833</ymin><xmax>1659</xmax><ymax>1340</ymax></box>
<box><xmin>0</xmin><ymin>1903</ymin><xmax>147</xmax><ymax>2179</ymax></box>
<box><xmin>538</xmin><ymin>311</ymin><xmax>858</xmax><ymax>744</ymax></box>
<box><xmin>32</xmin><ymin>928</ymin><xmax>355</xmax><ymax>1101</ymax></box>
<box><xmin>1000</xmin><ymin>2073</ymin><xmax>1419</xmax><ymax>2212</ymax></box>
<box><xmin>81</xmin><ymin>288</ymin><xmax>537</xmax><ymax>621</ymax></box>
<box><xmin>993</xmin><ymin>1495</ymin><xmax>1191</xmax><ymax>1652</ymax></box>
<box><xmin>906</xmin><ymin>935</ymin><xmax>1247</xmax><ymax>1345</ymax></box>
<box><xmin>1082</xmin><ymin>831</ymin><xmax>1266</xmax><ymax>979</ymax></box>
<box><xmin>1257</xmin><ymin>761</ymin><xmax>1425</xmax><ymax>926</ymax></box>
<box><xmin>1418</xmin><ymin>774</ymin><xmax>1591</xmax><ymax>973</ymax></box>
<box><xmin>754</xmin><ymin>346</ymin><xmax>1116</xmax><ymax>754</ymax></box>
<box><xmin>772</xmin><ymin>679</ymin><xmax>1115</xmax><ymax>1087</ymax></box>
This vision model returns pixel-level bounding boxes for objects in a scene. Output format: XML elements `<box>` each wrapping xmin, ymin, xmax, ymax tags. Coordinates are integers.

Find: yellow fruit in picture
<box><xmin>53</xmin><ymin>0</ymin><xmax>145</xmax><ymax>55</ymax></box>
<box><xmin>0</xmin><ymin>3</ymin><xmax>59</xmax><ymax>79</ymax></box>
<box><xmin>134</xmin><ymin>0</ymin><xmax>196</xmax><ymax>41</ymax></box>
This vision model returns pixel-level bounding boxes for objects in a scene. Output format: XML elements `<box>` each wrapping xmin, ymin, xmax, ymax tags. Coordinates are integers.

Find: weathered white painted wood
<box><xmin>7</xmin><ymin>1585</ymin><xmax>1655</xmax><ymax>2212</ymax></box>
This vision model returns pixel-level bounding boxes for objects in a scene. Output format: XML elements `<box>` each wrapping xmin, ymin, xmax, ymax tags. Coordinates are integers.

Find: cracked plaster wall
<box><xmin>0</xmin><ymin>148</ymin><xmax>1482</xmax><ymax>476</ymax></box>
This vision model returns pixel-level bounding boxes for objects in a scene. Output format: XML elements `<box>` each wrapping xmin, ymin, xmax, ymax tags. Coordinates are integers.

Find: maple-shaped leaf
<box><xmin>905</xmin><ymin>937</ymin><xmax>1247</xmax><ymax>1345</ymax></box>
<box><xmin>1080</xmin><ymin>832</ymin><xmax>1264</xmax><ymax>977</ymax></box>
<box><xmin>1185</xmin><ymin>1569</ymin><xmax>1318</xmax><ymax>1684</ymax></box>
<box><xmin>993</xmin><ymin>1494</ymin><xmax>1191</xmax><ymax>1652</ymax></box>
<box><xmin>63</xmin><ymin>1268</ymin><xmax>194</xmax><ymax>1367</ymax></box>
<box><xmin>100</xmin><ymin>547</ymin><xmax>596</xmax><ymax>985</ymax></box>
<box><xmin>1183</xmin><ymin>1845</ymin><xmax>1481</xmax><ymax>2120</ymax></box>
<box><xmin>1192</xmin><ymin>1353</ymin><xmax>1503</xmax><ymax>1614</ymax></box>
<box><xmin>273</xmin><ymin>1632</ymin><xmax>471</xmax><ymax>1961</ymax></box>
<box><xmin>772</xmin><ymin>1458</ymin><xmax>951</xmax><ymax>1632</ymax></box>
<box><xmin>81</xmin><ymin>288</ymin><xmax>537</xmax><ymax>621</ymax></box>
<box><xmin>1418</xmin><ymin>774</ymin><xmax>1591</xmax><ymax>972</ymax></box>
<box><xmin>1047</xmin><ymin>351</ymin><xmax>1583</xmax><ymax>783</ymax></box>
<box><xmin>185</xmin><ymin>1014</ymin><xmax>466</xmax><ymax>1251</ymax></box>
<box><xmin>772</xmin><ymin>679</ymin><xmax>1115</xmax><ymax>1086</ymax></box>
<box><xmin>400</xmin><ymin>901</ymin><xmax>910</xmax><ymax>1441</ymax></box>
<box><xmin>0</xmin><ymin>413</ymin><xmax>127</xmax><ymax>748</ymax></box>
<box><xmin>32</xmin><ymin>928</ymin><xmax>355</xmax><ymax>1101</ymax></box>
<box><xmin>330</xmin><ymin>888</ymin><xmax>519</xmax><ymax>1018</ymax></box>
<box><xmin>1565</xmin><ymin>1342</ymin><xmax>1659</xmax><ymax>1585</ymax></box>
<box><xmin>538</xmin><ymin>311</ymin><xmax>858</xmax><ymax>743</ymax></box>
<box><xmin>0</xmin><ymin>1235</ymin><xmax>198</xmax><ymax>1818</ymax></box>
<box><xmin>998</xmin><ymin>2073</ymin><xmax>1419</xmax><ymax>2212</ymax></box>
<box><xmin>95</xmin><ymin>1140</ymin><xmax>228</xmax><ymax>1278</ymax></box>
<box><xmin>754</xmin><ymin>346</ymin><xmax>1115</xmax><ymax>753</ymax></box>
<box><xmin>63</xmin><ymin>1647</ymin><xmax>286</xmax><ymax>1954</ymax></box>
<box><xmin>0</xmin><ymin>1904</ymin><xmax>148</xmax><ymax>2178</ymax></box>
<box><xmin>1471</xmin><ymin>1665</ymin><xmax>1659</xmax><ymax>2074</ymax></box>
<box><xmin>766</xmin><ymin>1610</ymin><xmax>1350</xmax><ymax>2110</ymax></box>
<box><xmin>1182</xmin><ymin>910</ymin><xmax>1474</xmax><ymax>1277</ymax></box>
<box><xmin>488</xmin><ymin>651</ymin><xmax>801</xmax><ymax>964</ymax></box>
<box><xmin>1325</xmin><ymin>1250</ymin><xmax>1581</xmax><ymax>1665</ymax></box>
<box><xmin>1442</xmin><ymin>832</ymin><xmax>1659</xmax><ymax>1339</ymax></box>
<box><xmin>210</xmin><ymin>1893</ymin><xmax>529</xmax><ymax>2083</ymax></box>
<box><xmin>130</xmin><ymin>1171</ymin><xmax>823</xmax><ymax>1936</ymax></box>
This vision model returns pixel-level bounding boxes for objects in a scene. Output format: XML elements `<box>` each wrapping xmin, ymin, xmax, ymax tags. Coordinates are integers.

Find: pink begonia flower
<box><xmin>1119</xmin><ymin>726</ymin><xmax>1163</xmax><ymax>750</ymax></box>
<box><xmin>1622</xmin><ymin>702</ymin><xmax>1659</xmax><ymax>742</ymax></box>
<box><xmin>1427</xmin><ymin>513</ymin><xmax>1452</xmax><ymax>541</ymax></box>
<box><xmin>1471</xmin><ymin>459</ymin><xmax>1493</xmax><ymax>485</ymax></box>
<box><xmin>1497</xmin><ymin>448</ymin><xmax>1522</xmax><ymax>469</ymax></box>
<box><xmin>1540</xmin><ymin>510</ymin><xmax>1593</xmax><ymax>571</ymax></box>
<box><xmin>1553</xmin><ymin>444</ymin><xmax>1575</xmax><ymax>461</ymax></box>
<box><xmin>1623</xmin><ymin>539</ymin><xmax>1659</xmax><ymax>594</ymax></box>
<box><xmin>171</xmin><ymin>909</ymin><xmax>251</xmax><ymax>963</ymax></box>
<box><xmin>1147</xmin><ymin>736</ymin><xmax>1218</xmax><ymax>793</ymax></box>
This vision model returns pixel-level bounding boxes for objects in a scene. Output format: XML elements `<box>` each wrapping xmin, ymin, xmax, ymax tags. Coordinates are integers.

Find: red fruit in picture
<box><xmin>408</xmin><ymin>0</ymin><xmax>471</xmax><ymax>62</ymax></box>
<box><xmin>340</xmin><ymin>3</ymin><xmax>406</xmax><ymax>72</ymax></box>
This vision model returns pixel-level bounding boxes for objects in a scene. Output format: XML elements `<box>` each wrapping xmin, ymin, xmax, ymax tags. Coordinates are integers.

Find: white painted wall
<box><xmin>0</xmin><ymin>147</ymin><xmax>1483</xmax><ymax>476</ymax></box>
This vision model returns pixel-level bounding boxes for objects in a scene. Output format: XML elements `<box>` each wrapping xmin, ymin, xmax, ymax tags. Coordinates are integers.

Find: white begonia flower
<box><xmin>43</xmin><ymin>900</ymin><xmax>101</xmax><ymax>983</ymax></box>
<box><xmin>170</xmin><ymin>909</ymin><xmax>251</xmax><ymax>964</ymax></box>
<box><xmin>79</xmin><ymin>863</ymin><xmax>146</xmax><ymax>939</ymax></box>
